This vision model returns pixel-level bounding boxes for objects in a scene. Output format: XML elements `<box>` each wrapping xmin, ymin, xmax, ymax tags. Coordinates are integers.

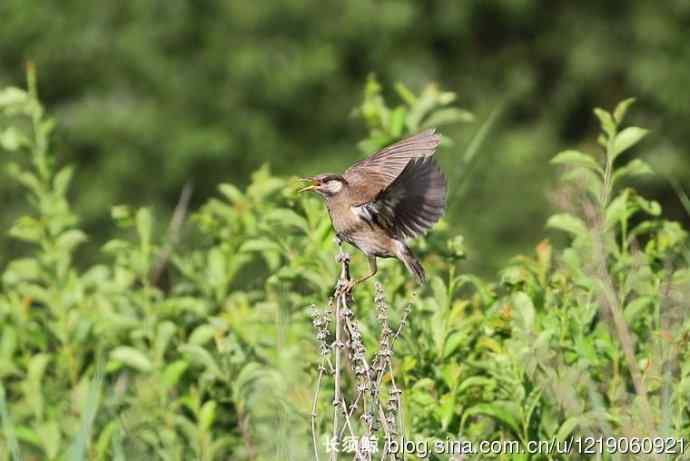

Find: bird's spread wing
<box><xmin>343</xmin><ymin>129</ymin><xmax>440</xmax><ymax>202</ymax></box>
<box><xmin>352</xmin><ymin>156</ymin><xmax>446</xmax><ymax>239</ymax></box>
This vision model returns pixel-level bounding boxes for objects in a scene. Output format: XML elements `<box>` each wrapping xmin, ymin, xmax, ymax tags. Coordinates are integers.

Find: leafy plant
<box><xmin>0</xmin><ymin>67</ymin><xmax>688</xmax><ymax>461</ymax></box>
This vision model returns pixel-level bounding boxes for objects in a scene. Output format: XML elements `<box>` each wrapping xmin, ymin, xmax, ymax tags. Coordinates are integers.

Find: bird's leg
<box><xmin>335</xmin><ymin>235</ymin><xmax>347</xmax><ymax>263</ymax></box>
<box><xmin>344</xmin><ymin>256</ymin><xmax>378</xmax><ymax>292</ymax></box>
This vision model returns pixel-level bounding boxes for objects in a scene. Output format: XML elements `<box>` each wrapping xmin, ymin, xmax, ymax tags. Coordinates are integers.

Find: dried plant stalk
<box><xmin>311</xmin><ymin>243</ymin><xmax>411</xmax><ymax>461</ymax></box>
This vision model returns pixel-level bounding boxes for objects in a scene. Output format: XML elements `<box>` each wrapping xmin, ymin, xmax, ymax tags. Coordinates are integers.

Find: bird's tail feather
<box><xmin>398</xmin><ymin>244</ymin><xmax>425</xmax><ymax>283</ymax></box>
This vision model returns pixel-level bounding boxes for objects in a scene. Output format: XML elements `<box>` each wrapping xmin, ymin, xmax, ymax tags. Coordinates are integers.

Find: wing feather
<box><xmin>344</xmin><ymin>129</ymin><xmax>440</xmax><ymax>203</ymax></box>
<box><xmin>351</xmin><ymin>157</ymin><xmax>446</xmax><ymax>240</ymax></box>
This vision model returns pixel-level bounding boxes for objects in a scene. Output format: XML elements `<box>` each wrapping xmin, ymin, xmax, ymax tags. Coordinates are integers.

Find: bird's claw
<box><xmin>336</xmin><ymin>252</ymin><xmax>351</xmax><ymax>264</ymax></box>
<box><xmin>343</xmin><ymin>279</ymin><xmax>355</xmax><ymax>292</ymax></box>
<box><xmin>335</xmin><ymin>278</ymin><xmax>356</xmax><ymax>296</ymax></box>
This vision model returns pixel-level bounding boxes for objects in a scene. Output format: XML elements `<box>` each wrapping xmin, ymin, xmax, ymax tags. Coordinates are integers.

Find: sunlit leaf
<box><xmin>593</xmin><ymin>108</ymin><xmax>615</xmax><ymax>139</ymax></box>
<box><xmin>0</xmin><ymin>127</ymin><xmax>29</xmax><ymax>151</ymax></box>
<box><xmin>611</xmin><ymin>127</ymin><xmax>648</xmax><ymax>159</ymax></box>
<box><xmin>0</xmin><ymin>87</ymin><xmax>28</xmax><ymax>110</ymax></box>
<box><xmin>555</xmin><ymin>416</ymin><xmax>585</xmax><ymax>441</ymax></box>
<box><xmin>512</xmin><ymin>292</ymin><xmax>535</xmax><ymax>333</ymax></box>
<box><xmin>612</xmin><ymin>158</ymin><xmax>653</xmax><ymax>184</ymax></box>
<box><xmin>613</xmin><ymin>98</ymin><xmax>636</xmax><ymax>124</ymax></box>
<box><xmin>57</xmin><ymin>229</ymin><xmax>88</xmax><ymax>253</ymax></box>
<box><xmin>199</xmin><ymin>401</ymin><xmax>217</xmax><ymax>431</ymax></box>
<box><xmin>605</xmin><ymin>190</ymin><xmax>629</xmax><ymax>229</ymax></box>
<box><xmin>110</xmin><ymin>347</ymin><xmax>153</xmax><ymax>373</ymax></box>
<box><xmin>189</xmin><ymin>324</ymin><xmax>216</xmax><ymax>346</ymax></box>
<box><xmin>546</xmin><ymin>213</ymin><xmax>589</xmax><ymax>239</ymax></box>
<box><xmin>551</xmin><ymin>150</ymin><xmax>602</xmax><ymax>174</ymax></box>
<box><xmin>422</xmin><ymin>107</ymin><xmax>475</xmax><ymax>128</ymax></box>
<box><xmin>461</xmin><ymin>401</ymin><xmax>523</xmax><ymax>438</ymax></box>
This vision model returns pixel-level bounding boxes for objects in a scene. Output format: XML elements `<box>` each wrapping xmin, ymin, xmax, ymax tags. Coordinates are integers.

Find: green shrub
<box><xmin>1</xmin><ymin>68</ymin><xmax>688</xmax><ymax>461</ymax></box>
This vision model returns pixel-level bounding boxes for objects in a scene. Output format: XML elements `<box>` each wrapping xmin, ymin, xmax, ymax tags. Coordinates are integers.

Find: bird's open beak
<box><xmin>298</xmin><ymin>177</ymin><xmax>318</xmax><ymax>193</ymax></box>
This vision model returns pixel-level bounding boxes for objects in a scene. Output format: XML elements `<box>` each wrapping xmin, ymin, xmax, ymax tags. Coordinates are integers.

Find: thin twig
<box><xmin>150</xmin><ymin>182</ymin><xmax>193</xmax><ymax>285</ymax></box>
<box><xmin>331</xmin><ymin>249</ymin><xmax>351</xmax><ymax>460</ymax></box>
<box><xmin>312</xmin><ymin>359</ymin><xmax>326</xmax><ymax>461</ymax></box>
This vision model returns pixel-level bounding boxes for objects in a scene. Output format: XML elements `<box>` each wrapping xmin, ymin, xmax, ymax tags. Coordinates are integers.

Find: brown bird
<box><xmin>299</xmin><ymin>129</ymin><xmax>446</xmax><ymax>290</ymax></box>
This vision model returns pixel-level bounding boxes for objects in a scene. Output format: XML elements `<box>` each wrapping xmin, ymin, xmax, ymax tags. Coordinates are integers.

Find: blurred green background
<box><xmin>1</xmin><ymin>0</ymin><xmax>689</xmax><ymax>275</ymax></box>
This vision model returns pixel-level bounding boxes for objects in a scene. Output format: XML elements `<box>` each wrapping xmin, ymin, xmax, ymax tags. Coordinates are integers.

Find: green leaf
<box><xmin>2</xmin><ymin>258</ymin><xmax>41</xmax><ymax>285</ymax></box>
<box><xmin>512</xmin><ymin>292</ymin><xmax>535</xmax><ymax>333</ymax></box>
<box><xmin>613</xmin><ymin>98</ymin><xmax>636</xmax><ymax>124</ymax></box>
<box><xmin>0</xmin><ymin>127</ymin><xmax>29</xmax><ymax>152</ymax></box>
<box><xmin>436</xmin><ymin>393</ymin><xmax>455</xmax><ymax>430</ymax></box>
<box><xmin>555</xmin><ymin>416</ymin><xmax>584</xmax><ymax>441</ymax></box>
<box><xmin>394</xmin><ymin>82</ymin><xmax>416</xmax><ymax>106</ymax></box>
<box><xmin>631</xmin><ymin>194</ymin><xmax>661</xmax><ymax>216</ymax></box>
<box><xmin>430</xmin><ymin>275</ymin><xmax>449</xmax><ymax>311</ymax></box>
<box><xmin>605</xmin><ymin>191</ymin><xmax>629</xmax><ymax>229</ymax></box>
<box><xmin>612</xmin><ymin>159</ymin><xmax>654</xmax><ymax>184</ymax></box>
<box><xmin>611</xmin><ymin>127</ymin><xmax>648</xmax><ymax>159</ymax></box>
<box><xmin>67</xmin><ymin>368</ymin><xmax>102</xmax><ymax>461</ymax></box>
<box><xmin>443</xmin><ymin>330</ymin><xmax>466</xmax><ymax>359</ymax></box>
<box><xmin>110</xmin><ymin>347</ymin><xmax>153</xmax><ymax>372</ymax></box>
<box><xmin>523</xmin><ymin>386</ymin><xmax>542</xmax><ymax>433</ymax></box>
<box><xmin>233</xmin><ymin>362</ymin><xmax>265</xmax><ymax>401</ymax></box>
<box><xmin>218</xmin><ymin>183</ymin><xmax>244</xmax><ymax>204</ymax></box>
<box><xmin>94</xmin><ymin>421</ymin><xmax>118</xmax><ymax>461</ymax></box>
<box><xmin>593</xmin><ymin>108</ymin><xmax>615</xmax><ymax>139</ymax></box>
<box><xmin>447</xmin><ymin>234</ymin><xmax>466</xmax><ymax>259</ymax></box>
<box><xmin>406</xmin><ymin>86</ymin><xmax>438</xmax><ymax>131</ymax></box>
<box><xmin>422</xmin><ymin>107</ymin><xmax>474</xmax><ymax>128</ymax></box>
<box><xmin>438</xmin><ymin>90</ymin><xmax>457</xmax><ymax>105</ymax></box>
<box><xmin>410</xmin><ymin>389</ymin><xmax>436</xmax><ymax>407</ymax></box>
<box><xmin>207</xmin><ymin>247</ymin><xmax>227</xmax><ymax>289</ymax></box>
<box><xmin>154</xmin><ymin>321</ymin><xmax>177</xmax><ymax>361</ymax></box>
<box><xmin>57</xmin><ymin>229</ymin><xmax>88</xmax><ymax>253</ymax></box>
<box><xmin>458</xmin><ymin>376</ymin><xmax>496</xmax><ymax>395</ymax></box>
<box><xmin>9</xmin><ymin>216</ymin><xmax>43</xmax><ymax>242</ymax></box>
<box><xmin>551</xmin><ymin>150</ymin><xmax>602</xmax><ymax>174</ymax></box>
<box><xmin>0</xmin><ymin>87</ymin><xmax>28</xmax><ymax>110</ymax></box>
<box><xmin>461</xmin><ymin>401</ymin><xmax>523</xmax><ymax>437</ymax></box>
<box><xmin>110</xmin><ymin>205</ymin><xmax>133</xmax><ymax>229</ymax></box>
<box><xmin>562</xmin><ymin>167</ymin><xmax>603</xmax><ymax>200</ymax></box>
<box><xmin>264</xmin><ymin>208</ymin><xmax>309</xmax><ymax>233</ymax></box>
<box><xmin>161</xmin><ymin>361</ymin><xmax>189</xmax><ymax>391</ymax></box>
<box><xmin>440</xmin><ymin>363</ymin><xmax>462</xmax><ymax>390</ymax></box>
<box><xmin>501</xmin><ymin>265</ymin><xmax>529</xmax><ymax>286</ymax></box>
<box><xmin>199</xmin><ymin>401</ymin><xmax>217</xmax><ymax>431</ymax></box>
<box><xmin>37</xmin><ymin>421</ymin><xmax>61</xmax><ymax>459</ymax></box>
<box><xmin>189</xmin><ymin>324</ymin><xmax>216</xmax><ymax>346</ymax></box>
<box><xmin>179</xmin><ymin>345</ymin><xmax>223</xmax><ymax>380</ymax></box>
<box><xmin>546</xmin><ymin>213</ymin><xmax>589</xmax><ymax>238</ymax></box>
<box><xmin>7</xmin><ymin>163</ymin><xmax>42</xmax><ymax>194</ymax></box>
<box><xmin>101</xmin><ymin>239</ymin><xmax>129</xmax><ymax>255</ymax></box>
<box><xmin>53</xmin><ymin>167</ymin><xmax>74</xmax><ymax>196</ymax></box>
<box><xmin>654</xmin><ymin>221</ymin><xmax>688</xmax><ymax>252</ymax></box>
<box><xmin>624</xmin><ymin>296</ymin><xmax>653</xmax><ymax>323</ymax></box>
<box><xmin>390</xmin><ymin>106</ymin><xmax>406</xmax><ymax>136</ymax></box>
<box><xmin>239</xmin><ymin>238</ymin><xmax>282</xmax><ymax>253</ymax></box>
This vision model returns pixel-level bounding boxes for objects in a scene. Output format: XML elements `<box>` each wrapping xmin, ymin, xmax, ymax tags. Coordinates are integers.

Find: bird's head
<box><xmin>298</xmin><ymin>174</ymin><xmax>347</xmax><ymax>198</ymax></box>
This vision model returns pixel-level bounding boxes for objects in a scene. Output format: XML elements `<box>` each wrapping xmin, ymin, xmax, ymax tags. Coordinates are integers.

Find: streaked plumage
<box><xmin>300</xmin><ymin>129</ymin><xmax>446</xmax><ymax>288</ymax></box>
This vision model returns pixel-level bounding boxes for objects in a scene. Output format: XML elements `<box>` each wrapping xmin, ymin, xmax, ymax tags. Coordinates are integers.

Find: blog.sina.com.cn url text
<box><xmin>324</xmin><ymin>435</ymin><xmax>687</xmax><ymax>457</ymax></box>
